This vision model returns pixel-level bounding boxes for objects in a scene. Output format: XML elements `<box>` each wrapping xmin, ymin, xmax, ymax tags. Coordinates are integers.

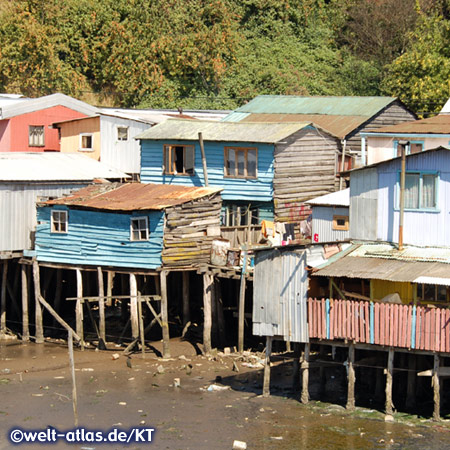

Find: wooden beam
<box><xmin>129</xmin><ymin>273</ymin><xmax>139</xmax><ymax>340</ymax></box>
<box><xmin>21</xmin><ymin>264</ymin><xmax>29</xmax><ymax>342</ymax></box>
<box><xmin>160</xmin><ymin>271</ymin><xmax>170</xmax><ymax>358</ymax></box>
<box><xmin>346</xmin><ymin>343</ymin><xmax>356</xmax><ymax>410</ymax></box>
<box><xmin>301</xmin><ymin>343</ymin><xmax>310</xmax><ymax>404</ymax></box>
<box><xmin>385</xmin><ymin>347</ymin><xmax>394</xmax><ymax>416</ymax></box>
<box><xmin>33</xmin><ymin>261</ymin><xmax>44</xmax><ymax>344</ymax></box>
<box><xmin>203</xmin><ymin>273</ymin><xmax>213</xmax><ymax>355</ymax></box>
<box><xmin>182</xmin><ymin>271</ymin><xmax>190</xmax><ymax>327</ymax></box>
<box><xmin>263</xmin><ymin>336</ymin><xmax>273</xmax><ymax>397</ymax></box>
<box><xmin>138</xmin><ymin>292</ymin><xmax>145</xmax><ymax>357</ymax></box>
<box><xmin>75</xmin><ymin>269</ymin><xmax>84</xmax><ymax>350</ymax></box>
<box><xmin>433</xmin><ymin>354</ymin><xmax>440</xmax><ymax>421</ymax></box>
<box><xmin>1</xmin><ymin>260</ymin><xmax>7</xmax><ymax>332</ymax></box>
<box><xmin>238</xmin><ymin>249</ymin><xmax>248</xmax><ymax>353</ymax></box>
<box><xmin>97</xmin><ymin>267</ymin><xmax>106</xmax><ymax>343</ymax></box>
<box><xmin>68</xmin><ymin>330</ymin><xmax>79</xmax><ymax>427</ymax></box>
<box><xmin>106</xmin><ymin>271</ymin><xmax>114</xmax><ymax>307</ymax></box>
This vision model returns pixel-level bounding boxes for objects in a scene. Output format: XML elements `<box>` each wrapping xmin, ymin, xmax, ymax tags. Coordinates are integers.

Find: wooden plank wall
<box><xmin>162</xmin><ymin>193</ymin><xmax>222</xmax><ymax>268</ymax></box>
<box><xmin>273</xmin><ymin>127</ymin><xmax>341</xmax><ymax>222</ymax></box>
<box><xmin>307</xmin><ymin>298</ymin><xmax>450</xmax><ymax>353</ymax></box>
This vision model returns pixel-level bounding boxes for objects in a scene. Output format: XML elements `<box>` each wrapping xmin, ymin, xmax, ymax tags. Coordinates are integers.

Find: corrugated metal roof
<box><xmin>234</xmin><ymin>95</ymin><xmax>396</xmax><ymax>117</ymax></box>
<box><xmin>44</xmin><ymin>183</ymin><xmax>222</xmax><ymax>211</ymax></box>
<box><xmin>368</xmin><ymin>114</ymin><xmax>450</xmax><ymax>135</ymax></box>
<box><xmin>236</xmin><ymin>113</ymin><xmax>367</xmax><ymax>139</ymax></box>
<box><xmin>0</xmin><ymin>153</ymin><xmax>128</xmax><ymax>182</ymax></box>
<box><xmin>135</xmin><ymin>119</ymin><xmax>311</xmax><ymax>143</ymax></box>
<box><xmin>0</xmin><ymin>93</ymin><xmax>99</xmax><ymax>119</ymax></box>
<box><xmin>313</xmin><ymin>242</ymin><xmax>450</xmax><ymax>283</ymax></box>
<box><xmin>306</xmin><ymin>188</ymin><xmax>349</xmax><ymax>207</ymax></box>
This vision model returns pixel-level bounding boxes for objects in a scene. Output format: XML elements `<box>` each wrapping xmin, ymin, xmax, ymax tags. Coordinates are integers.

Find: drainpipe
<box><xmin>361</xmin><ymin>136</ymin><xmax>366</xmax><ymax>166</ymax></box>
<box><xmin>398</xmin><ymin>140</ymin><xmax>408</xmax><ymax>251</ymax></box>
<box><xmin>339</xmin><ymin>139</ymin><xmax>347</xmax><ymax>190</ymax></box>
<box><xmin>198</xmin><ymin>132</ymin><xmax>209</xmax><ymax>187</ymax></box>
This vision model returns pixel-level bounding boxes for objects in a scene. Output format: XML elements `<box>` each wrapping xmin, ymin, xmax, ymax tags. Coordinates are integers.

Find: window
<box><xmin>80</xmin><ymin>133</ymin><xmax>93</xmax><ymax>152</ymax></box>
<box><xmin>395</xmin><ymin>141</ymin><xmax>424</xmax><ymax>157</ymax></box>
<box><xmin>29</xmin><ymin>126</ymin><xmax>44</xmax><ymax>147</ymax></box>
<box><xmin>222</xmin><ymin>204</ymin><xmax>259</xmax><ymax>226</ymax></box>
<box><xmin>224</xmin><ymin>147</ymin><xmax>257</xmax><ymax>178</ymax></box>
<box><xmin>163</xmin><ymin>145</ymin><xmax>195</xmax><ymax>175</ymax></box>
<box><xmin>400</xmin><ymin>172</ymin><xmax>438</xmax><ymax>210</ymax></box>
<box><xmin>417</xmin><ymin>284</ymin><xmax>448</xmax><ymax>303</ymax></box>
<box><xmin>130</xmin><ymin>217</ymin><xmax>149</xmax><ymax>241</ymax></box>
<box><xmin>51</xmin><ymin>210</ymin><xmax>68</xmax><ymax>233</ymax></box>
<box><xmin>332</xmin><ymin>215</ymin><xmax>349</xmax><ymax>231</ymax></box>
<box><xmin>117</xmin><ymin>126</ymin><xmax>128</xmax><ymax>141</ymax></box>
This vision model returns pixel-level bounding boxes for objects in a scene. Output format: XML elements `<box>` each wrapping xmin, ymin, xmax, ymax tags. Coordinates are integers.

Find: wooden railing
<box><xmin>220</xmin><ymin>225</ymin><xmax>262</xmax><ymax>248</ymax></box>
<box><xmin>307</xmin><ymin>298</ymin><xmax>450</xmax><ymax>353</ymax></box>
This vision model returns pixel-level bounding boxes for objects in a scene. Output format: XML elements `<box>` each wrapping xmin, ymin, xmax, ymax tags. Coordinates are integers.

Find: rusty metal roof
<box><xmin>135</xmin><ymin>119</ymin><xmax>311</xmax><ymax>143</ymax></box>
<box><xmin>313</xmin><ymin>243</ymin><xmax>450</xmax><ymax>284</ymax></box>
<box><xmin>236</xmin><ymin>113</ymin><xmax>369</xmax><ymax>139</ymax></box>
<box><xmin>366</xmin><ymin>114</ymin><xmax>450</xmax><ymax>135</ymax></box>
<box><xmin>44</xmin><ymin>183</ymin><xmax>222</xmax><ymax>211</ymax></box>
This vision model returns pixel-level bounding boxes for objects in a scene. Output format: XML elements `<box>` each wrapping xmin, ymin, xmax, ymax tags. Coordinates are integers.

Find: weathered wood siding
<box><xmin>273</xmin><ymin>126</ymin><xmax>341</xmax><ymax>222</ymax></box>
<box><xmin>140</xmin><ymin>140</ymin><xmax>274</xmax><ymax>202</ymax></box>
<box><xmin>36</xmin><ymin>206</ymin><xmax>164</xmax><ymax>269</ymax></box>
<box><xmin>162</xmin><ymin>193</ymin><xmax>222</xmax><ymax>268</ymax></box>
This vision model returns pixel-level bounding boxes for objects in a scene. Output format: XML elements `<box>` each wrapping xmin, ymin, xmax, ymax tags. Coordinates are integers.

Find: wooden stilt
<box><xmin>97</xmin><ymin>267</ymin><xmax>106</xmax><ymax>344</ymax></box>
<box><xmin>286</xmin><ymin>339</ymin><xmax>291</xmax><ymax>353</ymax></box>
<box><xmin>33</xmin><ymin>261</ymin><xmax>44</xmax><ymax>344</ymax></box>
<box><xmin>385</xmin><ymin>347</ymin><xmax>394</xmax><ymax>416</ymax></box>
<box><xmin>75</xmin><ymin>269</ymin><xmax>84</xmax><ymax>350</ymax></box>
<box><xmin>182</xmin><ymin>271</ymin><xmax>190</xmax><ymax>327</ymax></box>
<box><xmin>129</xmin><ymin>273</ymin><xmax>139</xmax><ymax>340</ymax></box>
<box><xmin>1</xmin><ymin>260</ymin><xmax>8</xmax><ymax>333</ymax></box>
<box><xmin>160</xmin><ymin>271</ymin><xmax>170</xmax><ymax>358</ymax></box>
<box><xmin>433</xmin><ymin>354</ymin><xmax>440</xmax><ymax>421</ymax></box>
<box><xmin>301</xmin><ymin>343</ymin><xmax>310</xmax><ymax>404</ymax></box>
<box><xmin>263</xmin><ymin>336</ymin><xmax>273</xmax><ymax>397</ymax></box>
<box><xmin>138</xmin><ymin>293</ymin><xmax>145</xmax><ymax>357</ymax></box>
<box><xmin>68</xmin><ymin>330</ymin><xmax>78</xmax><ymax>427</ymax></box>
<box><xmin>238</xmin><ymin>250</ymin><xmax>248</xmax><ymax>353</ymax></box>
<box><xmin>106</xmin><ymin>271</ymin><xmax>114</xmax><ymax>307</ymax></box>
<box><xmin>215</xmin><ymin>279</ymin><xmax>226</xmax><ymax>348</ymax></box>
<box><xmin>292</xmin><ymin>343</ymin><xmax>301</xmax><ymax>391</ymax></box>
<box><xmin>405</xmin><ymin>354</ymin><xmax>416</xmax><ymax>410</ymax></box>
<box><xmin>203</xmin><ymin>273</ymin><xmax>213</xmax><ymax>355</ymax></box>
<box><xmin>346</xmin><ymin>343</ymin><xmax>356</xmax><ymax>410</ymax></box>
<box><xmin>21</xmin><ymin>264</ymin><xmax>29</xmax><ymax>342</ymax></box>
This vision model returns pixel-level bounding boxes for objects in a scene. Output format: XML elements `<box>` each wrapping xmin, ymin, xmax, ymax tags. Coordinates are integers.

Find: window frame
<box><xmin>393</xmin><ymin>140</ymin><xmax>424</xmax><ymax>158</ymax></box>
<box><xmin>224</xmin><ymin>147</ymin><xmax>258</xmax><ymax>179</ymax></box>
<box><xmin>79</xmin><ymin>133</ymin><xmax>94</xmax><ymax>152</ymax></box>
<box><xmin>332</xmin><ymin>215</ymin><xmax>349</xmax><ymax>231</ymax></box>
<box><xmin>130</xmin><ymin>216</ymin><xmax>149</xmax><ymax>241</ymax></box>
<box><xmin>29</xmin><ymin>125</ymin><xmax>45</xmax><ymax>147</ymax></box>
<box><xmin>221</xmin><ymin>204</ymin><xmax>259</xmax><ymax>226</ymax></box>
<box><xmin>163</xmin><ymin>144</ymin><xmax>195</xmax><ymax>176</ymax></box>
<box><xmin>396</xmin><ymin>170</ymin><xmax>439</xmax><ymax>212</ymax></box>
<box><xmin>416</xmin><ymin>283</ymin><xmax>448</xmax><ymax>303</ymax></box>
<box><xmin>51</xmin><ymin>210</ymin><xmax>68</xmax><ymax>234</ymax></box>
<box><xmin>117</xmin><ymin>126</ymin><xmax>129</xmax><ymax>141</ymax></box>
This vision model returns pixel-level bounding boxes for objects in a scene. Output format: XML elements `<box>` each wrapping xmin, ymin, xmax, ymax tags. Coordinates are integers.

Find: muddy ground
<box><xmin>1</xmin><ymin>337</ymin><xmax>450</xmax><ymax>450</ymax></box>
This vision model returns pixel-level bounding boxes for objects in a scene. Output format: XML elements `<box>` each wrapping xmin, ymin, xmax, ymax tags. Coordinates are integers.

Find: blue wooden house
<box><xmin>136</xmin><ymin>120</ymin><xmax>342</xmax><ymax>227</ymax></box>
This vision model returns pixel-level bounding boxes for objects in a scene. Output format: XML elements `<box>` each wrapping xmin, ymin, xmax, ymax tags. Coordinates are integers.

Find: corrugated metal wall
<box><xmin>140</xmin><ymin>140</ymin><xmax>274</xmax><ymax>202</ymax></box>
<box><xmin>349</xmin><ymin>168</ymin><xmax>378</xmax><ymax>240</ymax></box>
<box><xmin>253</xmin><ymin>249</ymin><xmax>309</xmax><ymax>342</ymax></box>
<box><xmin>311</xmin><ymin>206</ymin><xmax>349</xmax><ymax>243</ymax></box>
<box><xmin>0</xmin><ymin>183</ymin><xmax>86</xmax><ymax>252</ymax></box>
<box><xmin>101</xmin><ymin>116</ymin><xmax>150</xmax><ymax>174</ymax></box>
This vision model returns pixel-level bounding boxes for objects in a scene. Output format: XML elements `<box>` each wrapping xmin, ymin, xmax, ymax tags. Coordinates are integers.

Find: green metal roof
<box><xmin>232</xmin><ymin>95</ymin><xmax>397</xmax><ymax>117</ymax></box>
<box><xmin>136</xmin><ymin>119</ymin><xmax>312</xmax><ymax>143</ymax></box>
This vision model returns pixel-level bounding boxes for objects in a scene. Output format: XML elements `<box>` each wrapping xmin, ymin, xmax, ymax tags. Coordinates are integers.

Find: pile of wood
<box><xmin>162</xmin><ymin>193</ymin><xmax>222</xmax><ymax>269</ymax></box>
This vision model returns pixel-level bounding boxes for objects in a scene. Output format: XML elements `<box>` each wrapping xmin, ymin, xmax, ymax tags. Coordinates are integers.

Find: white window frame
<box><xmin>51</xmin><ymin>210</ymin><xmax>68</xmax><ymax>234</ymax></box>
<box><xmin>29</xmin><ymin>125</ymin><xmax>45</xmax><ymax>147</ymax></box>
<box><xmin>130</xmin><ymin>216</ymin><xmax>149</xmax><ymax>241</ymax></box>
<box><xmin>117</xmin><ymin>126</ymin><xmax>129</xmax><ymax>141</ymax></box>
<box><xmin>79</xmin><ymin>133</ymin><xmax>94</xmax><ymax>152</ymax></box>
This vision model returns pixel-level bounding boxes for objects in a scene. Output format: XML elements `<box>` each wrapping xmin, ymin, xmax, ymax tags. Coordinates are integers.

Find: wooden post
<box><xmin>138</xmin><ymin>293</ymin><xmax>145</xmax><ymax>357</ymax></box>
<box><xmin>182</xmin><ymin>271</ymin><xmax>190</xmax><ymax>327</ymax></box>
<box><xmin>160</xmin><ymin>271</ymin><xmax>170</xmax><ymax>358</ymax></box>
<box><xmin>1</xmin><ymin>260</ymin><xmax>8</xmax><ymax>333</ymax></box>
<box><xmin>301</xmin><ymin>343</ymin><xmax>310</xmax><ymax>404</ymax></box>
<box><xmin>238</xmin><ymin>249</ymin><xmax>248</xmax><ymax>353</ymax></box>
<box><xmin>405</xmin><ymin>354</ymin><xmax>416</xmax><ymax>410</ymax></box>
<box><xmin>292</xmin><ymin>343</ymin><xmax>301</xmax><ymax>391</ymax></box>
<box><xmin>198</xmin><ymin>132</ymin><xmax>209</xmax><ymax>186</ymax></box>
<box><xmin>106</xmin><ymin>271</ymin><xmax>114</xmax><ymax>307</ymax></box>
<box><xmin>33</xmin><ymin>261</ymin><xmax>44</xmax><ymax>344</ymax></box>
<box><xmin>68</xmin><ymin>330</ymin><xmax>79</xmax><ymax>427</ymax></box>
<box><xmin>129</xmin><ymin>273</ymin><xmax>139</xmax><ymax>340</ymax></box>
<box><xmin>75</xmin><ymin>269</ymin><xmax>84</xmax><ymax>350</ymax></box>
<box><xmin>21</xmin><ymin>264</ymin><xmax>29</xmax><ymax>341</ymax></box>
<box><xmin>203</xmin><ymin>273</ymin><xmax>213</xmax><ymax>355</ymax></box>
<box><xmin>346</xmin><ymin>343</ymin><xmax>356</xmax><ymax>410</ymax></box>
<box><xmin>433</xmin><ymin>354</ymin><xmax>440</xmax><ymax>421</ymax></box>
<box><xmin>385</xmin><ymin>347</ymin><xmax>394</xmax><ymax>416</ymax></box>
<box><xmin>263</xmin><ymin>336</ymin><xmax>273</xmax><ymax>397</ymax></box>
<box><xmin>97</xmin><ymin>267</ymin><xmax>106</xmax><ymax>344</ymax></box>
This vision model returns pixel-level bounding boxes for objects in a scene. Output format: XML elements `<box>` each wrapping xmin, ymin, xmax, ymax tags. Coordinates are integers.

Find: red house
<box><xmin>0</xmin><ymin>93</ymin><xmax>99</xmax><ymax>152</ymax></box>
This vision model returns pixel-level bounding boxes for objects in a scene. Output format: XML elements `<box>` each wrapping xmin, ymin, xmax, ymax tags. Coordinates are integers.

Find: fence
<box><xmin>307</xmin><ymin>298</ymin><xmax>450</xmax><ymax>353</ymax></box>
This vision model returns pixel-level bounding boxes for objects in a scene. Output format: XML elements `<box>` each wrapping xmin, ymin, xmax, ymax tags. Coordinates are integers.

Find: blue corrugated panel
<box><xmin>140</xmin><ymin>140</ymin><xmax>274</xmax><ymax>202</ymax></box>
<box><xmin>35</xmin><ymin>206</ymin><xmax>164</xmax><ymax>269</ymax></box>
